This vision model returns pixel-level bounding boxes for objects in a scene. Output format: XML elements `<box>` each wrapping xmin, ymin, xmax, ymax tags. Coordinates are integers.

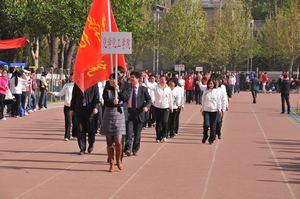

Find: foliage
<box><xmin>209</xmin><ymin>0</ymin><xmax>258</xmax><ymax>69</ymax></box>
<box><xmin>159</xmin><ymin>0</ymin><xmax>207</xmax><ymax>67</ymax></box>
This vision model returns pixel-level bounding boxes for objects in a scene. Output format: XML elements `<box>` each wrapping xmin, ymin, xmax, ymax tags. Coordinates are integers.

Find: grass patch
<box><xmin>295</xmin><ymin>108</ymin><xmax>300</xmax><ymax>116</ymax></box>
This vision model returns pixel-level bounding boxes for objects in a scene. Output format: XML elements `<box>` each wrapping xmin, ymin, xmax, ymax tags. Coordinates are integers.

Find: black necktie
<box><xmin>132</xmin><ymin>86</ymin><xmax>136</xmax><ymax>108</ymax></box>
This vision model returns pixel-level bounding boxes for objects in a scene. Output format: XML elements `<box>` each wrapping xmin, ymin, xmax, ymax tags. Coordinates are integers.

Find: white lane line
<box><xmin>251</xmin><ymin>108</ymin><xmax>297</xmax><ymax>199</ymax></box>
<box><xmin>109</xmin><ymin>109</ymin><xmax>199</xmax><ymax>199</ymax></box>
<box><xmin>201</xmin><ymin>141</ymin><xmax>220</xmax><ymax>199</ymax></box>
<box><xmin>14</xmin><ymin>145</ymin><xmax>107</xmax><ymax>199</ymax></box>
<box><xmin>200</xmin><ymin>112</ymin><xmax>225</xmax><ymax>199</ymax></box>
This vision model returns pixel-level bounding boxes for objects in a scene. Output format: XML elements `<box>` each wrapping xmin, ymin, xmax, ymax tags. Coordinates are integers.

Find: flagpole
<box><xmin>107</xmin><ymin>0</ymin><xmax>114</xmax><ymax>73</ymax></box>
<box><xmin>107</xmin><ymin>0</ymin><xmax>118</xmax><ymax>99</ymax></box>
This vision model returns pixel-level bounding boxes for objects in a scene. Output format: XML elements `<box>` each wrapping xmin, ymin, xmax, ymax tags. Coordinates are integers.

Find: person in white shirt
<box><xmin>145</xmin><ymin>74</ymin><xmax>173</xmax><ymax>142</ymax></box>
<box><xmin>175</xmin><ymin>81</ymin><xmax>185</xmax><ymax>135</ymax></box>
<box><xmin>215</xmin><ymin>79</ymin><xmax>228</xmax><ymax>140</ymax></box>
<box><xmin>201</xmin><ymin>79</ymin><xmax>222</xmax><ymax>145</ymax></box>
<box><xmin>51</xmin><ymin>73</ymin><xmax>75</xmax><ymax>141</ymax></box>
<box><xmin>168</xmin><ymin>78</ymin><xmax>181</xmax><ymax>138</ymax></box>
<box><xmin>10</xmin><ymin>70</ymin><xmax>27</xmax><ymax>117</ymax></box>
<box><xmin>146</xmin><ymin>74</ymin><xmax>157</xmax><ymax>128</ymax></box>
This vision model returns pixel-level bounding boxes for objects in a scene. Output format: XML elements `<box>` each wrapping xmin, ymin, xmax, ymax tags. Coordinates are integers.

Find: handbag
<box><xmin>5</xmin><ymin>89</ymin><xmax>15</xmax><ymax>100</ymax></box>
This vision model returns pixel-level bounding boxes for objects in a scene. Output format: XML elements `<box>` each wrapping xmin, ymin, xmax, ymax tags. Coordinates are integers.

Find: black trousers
<box><xmin>155</xmin><ymin>108</ymin><xmax>169</xmax><ymax>140</ymax></box>
<box><xmin>195</xmin><ymin>90</ymin><xmax>202</xmax><ymax>104</ymax></box>
<box><xmin>281</xmin><ymin>93</ymin><xmax>291</xmax><ymax>113</ymax></box>
<box><xmin>143</xmin><ymin>110</ymin><xmax>150</xmax><ymax>128</ymax></box>
<box><xmin>251</xmin><ymin>90</ymin><xmax>257</xmax><ymax>103</ymax></box>
<box><xmin>125</xmin><ymin>109</ymin><xmax>143</xmax><ymax>153</ymax></box>
<box><xmin>63</xmin><ymin>106</ymin><xmax>77</xmax><ymax>139</ymax></box>
<box><xmin>12</xmin><ymin>94</ymin><xmax>21</xmax><ymax>117</ymax></box>
<box><xmin>168</xmin><ymin>108</ymin><xmax>178</xmax><ymax>137</ymax></box>
<box><xmin>75</xmin><ymin>109</ymin><xmax>95</xmax><ymax>152</ymax></box>
<box><xmin>203</xmin><ymin>111</ymin><xmax>218</xmax><ymax>142</ymax></box>
<box><xmin>148</xmin><ymin>105</ymin><xmax>156</xmax><ymax>127</ymax></box>
<box><xmin>186</xmin><ymin>90</ymin><xmax>193</xmax><ymax>103</ymax></box>
<box><xmin>21</xmin><ymin>91</ymin><xmax>27</xmax><ymax>110</ymax></box>
<box><xmin>175</xmin><ymin>107</ymin><xmax>181</xmax><ymax>134</ymax></box>
<box><xmin>0</xmin><ymin>93</ymin><xmax>5</xmax><ymax>119</ymax></box>
<box><xmin>216</xmin><ymin>112</ymin><xmax>223</xmax><ymax>138</ymax></box>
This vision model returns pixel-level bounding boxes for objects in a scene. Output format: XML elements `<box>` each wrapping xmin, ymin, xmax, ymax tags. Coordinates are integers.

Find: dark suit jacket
<box><xmin>128</xmin><ymin>85</ymin><xmax>152</xmax><ymax>123</ymax></box>
<box><xmin>70</xmin><ymin>84</ymin><xmax>99</xmax><ymax>113</ymax></box>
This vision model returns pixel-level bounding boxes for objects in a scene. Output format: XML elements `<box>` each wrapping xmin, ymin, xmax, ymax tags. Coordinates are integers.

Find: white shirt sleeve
<box><xmin>52</xmin><ymin>84</ymin><xmax>67</xmax><ymax>97</ymax></box>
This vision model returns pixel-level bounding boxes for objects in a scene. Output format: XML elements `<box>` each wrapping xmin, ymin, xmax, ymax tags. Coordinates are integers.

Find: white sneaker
<box><xmin>156</xmin><ymin>139</ymin><xmax>160</xmax><ymax>143</ymax></box>
<box><xmin>24</xmin><ymin>112</ymin><xmax>29</xmax><ymax>116</ymax></box>
<box><xmin>33</xmin><ymin>109</ymin><xmax>37</xmax><ymax>112</ymax></box>
<box><xmin>162</xmin><ymin>138</ymin><xmax>167</xmax><ymax>142</ymax></box>
<box><xmin>1</xmin><ymin>118</ymin><xmax>7</xmax><ymax>121</ymax></box>
<box><xmin>64</xmin><ymin>138</ymin><xmax>69</xmax><ymax>141</ymax></box>
<box><xmin>28</xmin><ymin>110</ymin><xmax>33</xmax><ymax>113</ymax></box>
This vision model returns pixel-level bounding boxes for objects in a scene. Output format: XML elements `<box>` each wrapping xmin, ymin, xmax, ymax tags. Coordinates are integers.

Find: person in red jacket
<box><xmin>185</xmin><ymin>75</ymin><xmax>194</xmax><ymax>104</ymax></box>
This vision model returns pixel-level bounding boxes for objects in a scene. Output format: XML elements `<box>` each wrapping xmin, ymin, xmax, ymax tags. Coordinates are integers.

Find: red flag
<box><xmin>0</xmin><ymin>37</ymin><xmax>27</xmax><ymax>50</ymax></box>
<box><xmin>73</xmin><ymin>0</ymin><xmax>127</xmax><ymax>92</ymax></box>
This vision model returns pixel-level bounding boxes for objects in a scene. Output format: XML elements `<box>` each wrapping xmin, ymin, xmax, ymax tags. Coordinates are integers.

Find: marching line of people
<box><xmin>50</xmin><ymin>68</ymin><xmax>231</xmax><ymax>172</ymax></box>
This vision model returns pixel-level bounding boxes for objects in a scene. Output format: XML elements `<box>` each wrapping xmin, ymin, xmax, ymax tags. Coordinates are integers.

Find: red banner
<box><xmin>0</xmin><ymin>37</ymin><xmax>27</xmax><ymax>50</ymax></box>
<box><xmin>73</xmin><ymin>0</ymin><xmax>127</xmax><ymax>92</ymax></box>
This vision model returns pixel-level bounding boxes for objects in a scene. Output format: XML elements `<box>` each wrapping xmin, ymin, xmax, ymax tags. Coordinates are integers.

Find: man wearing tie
<box><xmin>124</xmin><ymin>71</ymin><xmax>151</xmax><ymax>156</ymax></box>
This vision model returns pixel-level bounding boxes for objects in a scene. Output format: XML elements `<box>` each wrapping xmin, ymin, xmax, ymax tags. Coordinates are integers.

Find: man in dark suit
<box><xmin>124</xmin><ymin>71</ymin><xmax>151</xmax><ymax>156</ymax></box>
<box><xmin>70</xmin><ymin>83</ymin><xmax>99</xmax><ymax>155</ymax></box>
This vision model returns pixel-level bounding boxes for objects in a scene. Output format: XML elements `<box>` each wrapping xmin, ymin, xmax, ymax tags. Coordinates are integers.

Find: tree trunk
<box><xmin>58</xmin><ymin>35</ymin><xmax>66</xmax><ymax>68</ymax></box>
<box><xmin>30</xmin><ymin>37</ymin><xmax>39</xmax><ymax>67</ymax></box>
<box><xmin>64</xmin><ymin>41</ymin><xmax>76</xmax><ymax>73</ymax></box>
<box><xmin>49</xmin><ymin>34</ymin><xmax>59</xmax><ymax>68</ymax></box>
<box><xmin>289</xmin><ymin>56</ymin><xmax>294</xmax><ymax>79</ymax></box>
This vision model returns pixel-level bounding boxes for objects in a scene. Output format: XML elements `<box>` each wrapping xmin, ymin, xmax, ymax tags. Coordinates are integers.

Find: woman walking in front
<box><xmin>201</xmin><ymin>79</ymin><xmax>221</xmax><ymax>145</ymax></box>
<box><xmin>101</xmin><ymin>74</ymin><xmax>128</xmax><ymax>172</ymax></box>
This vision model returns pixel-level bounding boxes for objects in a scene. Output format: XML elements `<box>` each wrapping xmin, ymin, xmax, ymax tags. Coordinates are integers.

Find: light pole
<box><xmin>152</xmin><ymin>5</ymin><xmax>165</xmax><ymax>75</ymax></box>
<box><xmin>249</xmin><ymin>19</ymin><xmax>254</xmax><ymax>72</ymax></box>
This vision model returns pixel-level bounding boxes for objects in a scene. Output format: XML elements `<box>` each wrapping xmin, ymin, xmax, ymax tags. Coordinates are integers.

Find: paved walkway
<box><xmin>0</xmin><ymin>92</ymin><xmax>299</xmax><ymax>199</ymax></box>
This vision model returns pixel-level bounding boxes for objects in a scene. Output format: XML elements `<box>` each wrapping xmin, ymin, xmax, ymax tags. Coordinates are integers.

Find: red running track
<box><xmin>0</xmin><ymin>92</ymin><xmax>299</xmax><ymax>199</ymax></box>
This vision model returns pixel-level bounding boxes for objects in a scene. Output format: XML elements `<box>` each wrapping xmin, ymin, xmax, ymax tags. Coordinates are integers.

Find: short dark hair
<box><xmin>130</xmin><ymin>71</ymin><xmax>140</xmax><ymax>78</ymax></box>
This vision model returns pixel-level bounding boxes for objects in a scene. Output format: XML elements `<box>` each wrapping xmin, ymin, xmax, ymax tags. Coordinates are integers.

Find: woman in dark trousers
<box><xmin>51</xmin><ymin>74</ymin><xmax>76</xmax><ymax>140</ymax></box>
<box><xmin>201</xmin><ymin>79</ymin><xmax>221</xmax><ymax>145</ymax></box>
<box><xmin>101</xmin><ymin>74</ymin><xmax>127</xmax><ymax>172</ymax></box>
<box><xmin>279</xmin><ymin>73</ymin><xmax>291</xmax><ymax>114</ymax></box>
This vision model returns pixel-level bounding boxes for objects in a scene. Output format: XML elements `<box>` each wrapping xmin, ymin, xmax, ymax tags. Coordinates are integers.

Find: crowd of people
<box><xmin>0</xmin><ymin>67</ymin><xmax>50</xmax><ymax>121</ymax></box>
<box><xmin>0</xmin><ymin>66</ymin><xmax>298</xmax><ymax>172</ymax></box>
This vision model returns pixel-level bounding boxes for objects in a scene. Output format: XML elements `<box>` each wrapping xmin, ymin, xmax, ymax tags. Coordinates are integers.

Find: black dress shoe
<box><xmin>281</xmin><ymin>112</ymin><xmax>285</xmax><ymax>114</ymax></box>
<box><xmin>202</xmin><ymin>135</ymin><xmax>208</xmax><ymax>144</ymax></box>
<box><xmin>79</xmin><ymin>151</ymin><xmax>85</xmax><ymax>155</ymax></box>
<box><xmin>88</xmin><ymin>145</ymin><xmax>94</xmax><ymax>154</ymax></box>
<box><xmin>217</xmin><ymin>134</ymin><xmax>221</xmax><ymax>140</ymax></box>
<box><xmin>209</xmin><ymin>141</ymin><xmax>214</xmax><ymax>145</ymax></box>
<box><xmin>125</xmin><ymin>150</ymin><xmax>131</xmax><ymax>156</ymax></box>
<box><xmin>132</xmin><ymin>151</ymin><xmax>138</xmax><ymax>156</ymax></box>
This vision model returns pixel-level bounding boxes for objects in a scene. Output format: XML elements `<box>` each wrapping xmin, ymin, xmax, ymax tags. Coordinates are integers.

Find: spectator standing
<box><xmin>38</xmin><ymin>72</ymin><xmax>48</xmax><ymax>110</ymax></box>
<box><xmin>0</xmin><ymin>69</ymin><xmax>8</xmax><ymax>120</ymax></box>
<box><xmin>279</xmin><ymin>73</ymin><xmax>291</xmax><ymax>114</ymax></box>
<box><xmin>250</xmin><ymin>74</ymin><xmax>260</xmax><ymax>104</ymax></box>
<box><xmin>51</xmin><ymin>73</ymin><xmax>76</xmax><ymax>140</ymax></box>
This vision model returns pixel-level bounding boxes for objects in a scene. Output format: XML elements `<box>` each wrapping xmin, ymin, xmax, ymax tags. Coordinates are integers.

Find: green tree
<box><xmin>159</xmin><ymin>0</ymin><xmax>207</xmax><ymax>68</ymax></box>
<box><xmin>210</xmin><ymin>0</ymin><xmax>257</xmax><ymax>70</ymax></box>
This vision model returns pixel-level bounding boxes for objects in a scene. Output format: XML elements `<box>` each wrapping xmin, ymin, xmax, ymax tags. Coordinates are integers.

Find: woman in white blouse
<box><xmin>51</xmin><ymin>73</ymin><xmax>75</xmax><ymax>141</ymax></box>
<box><xmin>201</xmin><ymin>79</ymin><xmax>222</xmax><ymax>145</ymax></box>
<box><xmin>145</xmin><ymin>74</ymin><xmax>173</xmax><ymax>142</ymax></box>
<box><xmin>168</xmin><ymin>78</ymin><xmax>181</xmax><ymax>138</ymax></box>
<box><xmin>10</xmin><ymin>70</ymin><xmax>28</xmax><ymax>117</ymax></box>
